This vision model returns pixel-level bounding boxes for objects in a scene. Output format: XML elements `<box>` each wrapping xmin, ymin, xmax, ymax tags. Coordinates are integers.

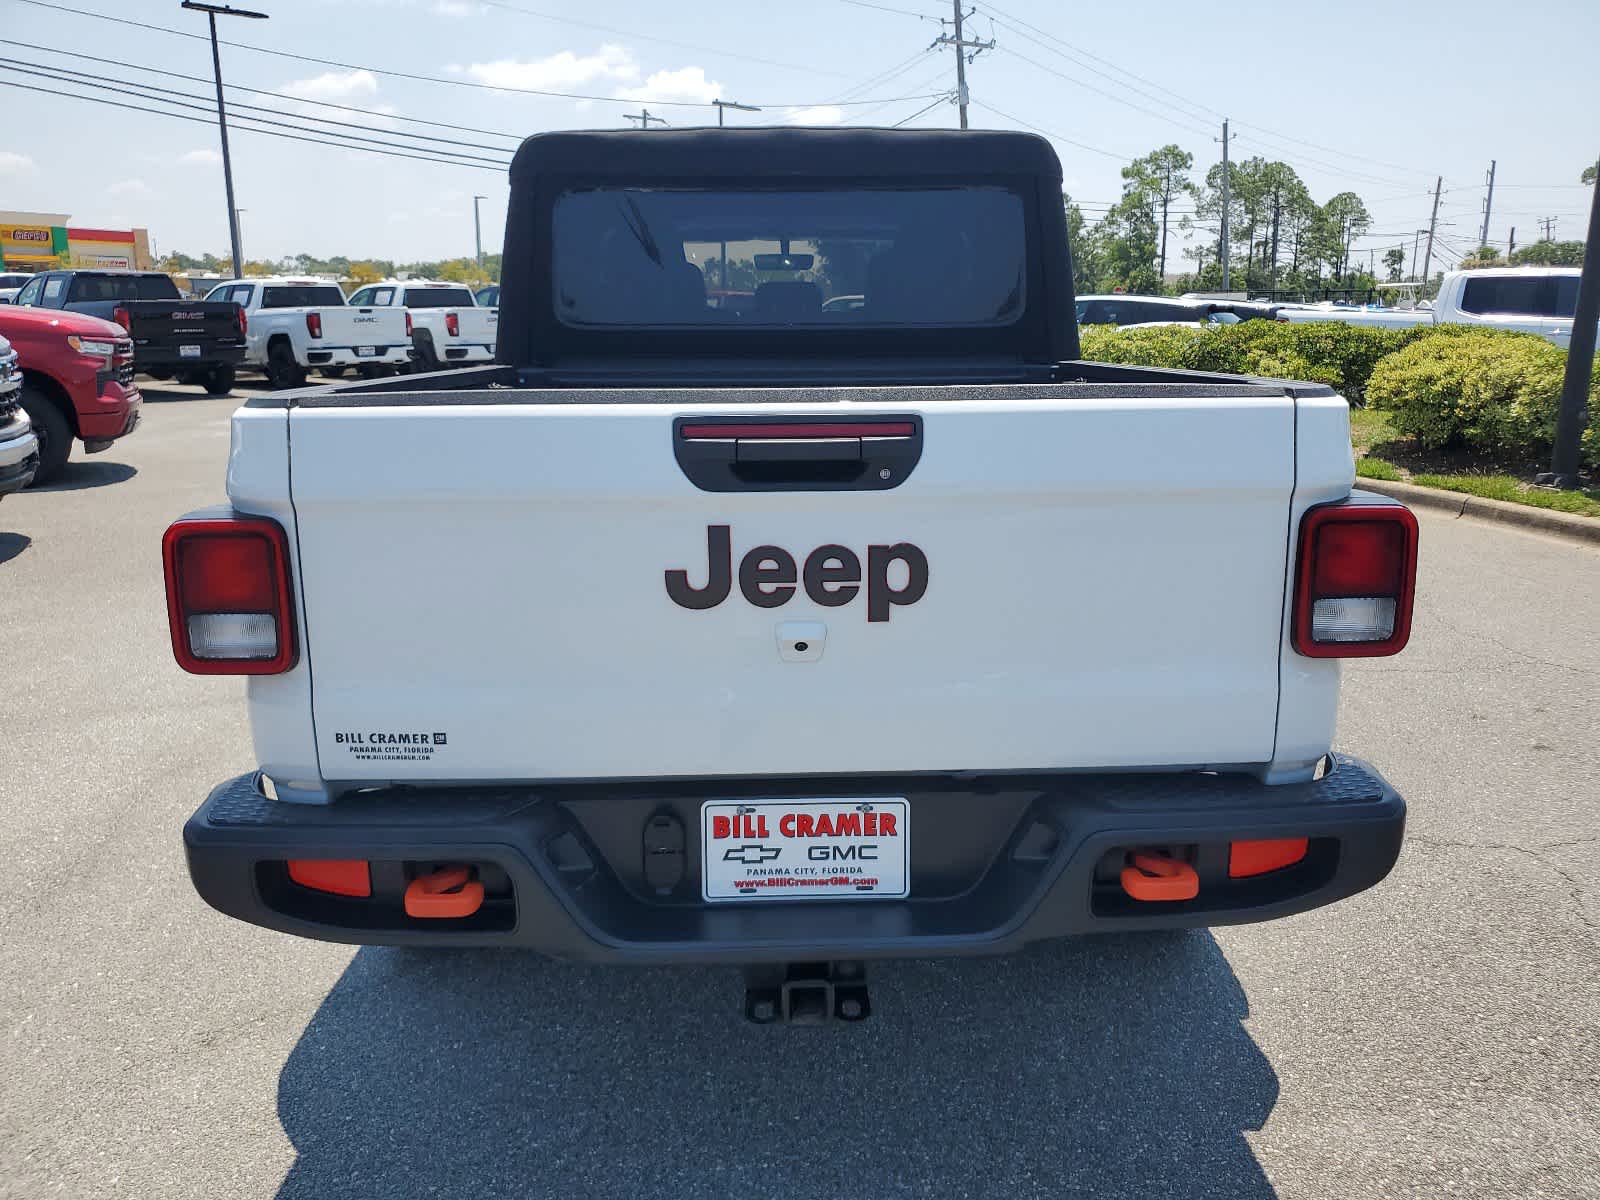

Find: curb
<box><xmin>1359</xmin><ymin>477</ymin><xmax>1600</xmax><ymax>546</ymax></box>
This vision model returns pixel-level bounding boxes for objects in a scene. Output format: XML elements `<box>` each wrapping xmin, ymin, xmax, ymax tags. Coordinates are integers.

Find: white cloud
<box><xmin>109</xmin><ymin>179</ymin><xmax>151</xmax><ymax>197</ymax></box>
<box><xmin>616</xmin><ymin>65</ymin><xmax>722</xmax><ymax>106</ymax></box>
<box><xmin>282</xmin><ymin>69</ymin><xmax>380</xmax><ymax>102</ymax></box>
<box><xmin>433</xmin><ymin>0</ymin><xmax>482</xmax><ymax>14</ymax></box>
<box><xmin>467</xmin><ymin>45</ymin><xmax>638</xmax><ymax>92</ymax></box>
<box><xmin>0</xmin><ymin>151</ymin><xmax>36</xmax><ymax>175</ymax></box>
<box><xmin>179</xmin><ymin>148</ymin><xmax>222</xmax><ymax>166</ymax></box>
<box><xmin>784</xmin><ymin>105</ymin><xmax>844</xmax><ymax>126</ymax></box>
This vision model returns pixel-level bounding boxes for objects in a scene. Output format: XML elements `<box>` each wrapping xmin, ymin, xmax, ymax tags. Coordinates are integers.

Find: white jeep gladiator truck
<box><xmin>345</xmin><ymin>279</ymin><xmax>498</xmax><ymax>371</ymax></box>
<box><xmin>169</xmin><ymin>130</ymin><xmax>1415</xmax><ymax>1023</ymax></box>
<box><xmin>203</xmin><ymin>277</ymin><xmax>413</xmax><ymax>388</ymax></box>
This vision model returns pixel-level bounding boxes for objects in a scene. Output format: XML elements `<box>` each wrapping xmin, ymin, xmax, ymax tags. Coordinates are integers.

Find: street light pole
<box><xmin>182</xmin><ymin>2</ymin><xmax>269</xmax><ymax>278</ymax></box>
<box><xmin>710</xmin><ymin>100</ymin><xmax>760</xmax><ymax>290</ymax></box>
<box><xmin>712</xmin><ymin>98</ymin><xmax>760</xmax><ymax>127</ymax></box>
<box><xmin>472</xmin><ymin>195</ymin><xmax>486</xmax><ymax>269</ymax></box>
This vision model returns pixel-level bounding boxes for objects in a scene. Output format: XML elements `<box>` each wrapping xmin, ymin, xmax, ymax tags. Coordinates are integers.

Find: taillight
<box><xmin>162</xmin><ymin>516</ymin><xmax>297</xmax><ymax>674</ymax></box>
<box><xmin>445</xmin><ymin>311</ymin><xmax>460</xmax><ymax>337</ymax></box>
<box><xmin>236</xmin><ymin>305</ymin><xmax>248</xmax><ymax>336</ymax></box>
<box><xmin>112</xmin><ymin>305</ymin><xmax>130</xmax><ymax>330</ymax></box>
<box><xmin>404</xmin><ymin>311</ymin><xmax>413</xmax><ymax>336</ymax></box>
<box><xmin>305</xmin><ymin>311</ymin><xmax>322</xmax><ymax>338</ymax></box>
<box><xmin>1292</xmin><ymin>501</ymin><xmax>1418</xmax><ymax>657</ymax></box>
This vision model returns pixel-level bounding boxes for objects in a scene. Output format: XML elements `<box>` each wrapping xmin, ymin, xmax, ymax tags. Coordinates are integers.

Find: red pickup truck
<box><xmin>0</xmin><ymin>304</ymin><xmax>142</xmax><ymax>483</ymax></box>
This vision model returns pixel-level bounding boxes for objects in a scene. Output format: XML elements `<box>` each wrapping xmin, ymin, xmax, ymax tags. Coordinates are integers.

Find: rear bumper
<box><xmin>303</xmin><ymin>345</ymin><xmax>413</xmax><ymax>368</ymax></box>
<box><xmin>185</xmin><ymin>755</ymin><xmax>1405</xmax><ymax>964</ymax></box>
<box><xmin>187</xmin><ymin>761</ymin><xmax>1408</xmax><ymax>966</ymax></box>
<box><xmin>135</xmin><ymin>342</ymin><xmax>246</xmax><ymax>369</ymax></box>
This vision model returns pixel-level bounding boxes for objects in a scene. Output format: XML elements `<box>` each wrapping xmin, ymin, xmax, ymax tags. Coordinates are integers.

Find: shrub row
<box><xmin>1080</xmin><ymin>320</ymin><xmax>1596</xmax><ymax>464</ymax></box>
<box><xmin>1365</xmin><ymin>328</ymin><xmax>1598</xmax><ymax>462</ymax></box>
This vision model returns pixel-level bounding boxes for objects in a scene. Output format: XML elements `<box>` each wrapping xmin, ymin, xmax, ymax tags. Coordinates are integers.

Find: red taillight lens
<box><xmin>236</xmin><ymin>305</ymin><xmax>248</xmax><ymax>336</ymax></box>
<box><xmin>1292</xmin><ymin>501</ymin><xmax>1418</xmax><ymax>658</ymax></box>
<box><xmin>404</xmin><ymin>311</ymin><xmax>413</xmax><ymax>336</ymax></box>
<box><xmin>162</xmin><ymin>517</ymin><xmax>297</xmax><ymax>674</ymax></box>
<box><xmin>305</xmin><ymin>312</ymin><xmax>322</xmax><ymax>338</ymax></box>
<box><xmin>112</xmin><ymin>305</ymin><xmax>130</xmax><ymax>330</ymax></box>
<box><xmin>445</xmin><ymin>311</ymin><xmax>460</xmax><ymax>337</ymax></box>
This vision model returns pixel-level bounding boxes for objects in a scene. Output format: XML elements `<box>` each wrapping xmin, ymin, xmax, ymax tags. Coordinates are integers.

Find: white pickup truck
<box><xmin>203</xmin><ymin>277</ymin><xmax>413</xmax><ymax>388</ymax></box>
<box><xmin>345</xmin><ymin>279</ymin><xmax>497</xmax><ymax>371</ymax></box>
<box><xmin>1279</xmin><ymin>266</ymin><xmax>1582</xmax><ymax>346</ymax></box>
<box><xmin>169</xmin><ymin>130</ymin><xmax>1415</xmax><ymax>1022</ymax></box>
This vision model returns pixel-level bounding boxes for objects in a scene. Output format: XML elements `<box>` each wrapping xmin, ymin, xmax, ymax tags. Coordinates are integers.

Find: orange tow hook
<box><xmin>404</xmin><ymin>866</ymin><xmax>485</xmax><ymax>919</ymax></box>
<box><xmin>1120</xmin><ymin>852</ymin><xmax>1200</xmax><ymax>902</ymax></box>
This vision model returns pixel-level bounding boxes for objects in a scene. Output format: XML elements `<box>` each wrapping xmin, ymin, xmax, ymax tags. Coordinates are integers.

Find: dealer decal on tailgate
<box><xmin>701</xmin><ymin>799</ymin><xmax>909</xmax><ymax>901</ymax></box>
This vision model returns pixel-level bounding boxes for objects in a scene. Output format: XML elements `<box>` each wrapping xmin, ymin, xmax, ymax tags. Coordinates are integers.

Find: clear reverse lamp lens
<box><xmin>1311</xmin><ymin>596</ymin><xmax>1397</xmax><ymax>643</ymax></box>
<box><xmin>187</xmin><ymin>613</ymin><xmax>279</xmax><ymax>659</ymax></box>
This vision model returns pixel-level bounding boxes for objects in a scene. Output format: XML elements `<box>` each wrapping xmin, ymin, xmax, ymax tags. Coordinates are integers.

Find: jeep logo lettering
<box><xmin>665</xmin><ymin>525</ymin><xmax>927</xmax><ymax>622</ymax></box>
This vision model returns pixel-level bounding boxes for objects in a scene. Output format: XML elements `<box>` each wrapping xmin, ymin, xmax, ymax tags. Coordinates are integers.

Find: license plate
<box><xmin>179</xmin><ymin>344</ymin><xmax>201</xmax><ymax>358</ymax></box>
<box><xmin>356</xmin><ymin>346</ymin><xmax>377</xmax><ymax>357</ymax></box>
<box><xmin>701</xmin><ymin>798</ymin><xmax>908</xmax><ymax>902</ymax></box>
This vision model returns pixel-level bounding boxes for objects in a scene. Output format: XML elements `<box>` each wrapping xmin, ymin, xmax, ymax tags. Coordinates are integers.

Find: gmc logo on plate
<box><xmin>665</xmin><ymin>525</ymin><xmax>927</xmax><ymax>622</ymax></box>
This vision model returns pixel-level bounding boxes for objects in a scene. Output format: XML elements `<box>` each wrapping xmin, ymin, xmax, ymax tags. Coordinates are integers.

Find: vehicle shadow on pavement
<box><xmin>28</xmin><ymin>461</ymin><xmax>136</xmax><ymax>492</ymax></box>
<box><xmin>0</xmin><ymin>531</ymin><xmax>28</xmax><ymax>564</ymax></box>
<box><xmin>274</xmin><ymin>931</ymin><xmax>1279</xmax><ymax>1198</ymax></box>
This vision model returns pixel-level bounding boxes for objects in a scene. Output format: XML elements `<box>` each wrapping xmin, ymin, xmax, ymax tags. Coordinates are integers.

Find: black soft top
<box><xmin>510</xmin><ymin>127</ymin><xmax>1061</xmax><ymax>184</ymax></box>
<box><xmin>498</xmin><ymin>127</ymin><xmax>1078</xmax><ymax>368</ymax></box>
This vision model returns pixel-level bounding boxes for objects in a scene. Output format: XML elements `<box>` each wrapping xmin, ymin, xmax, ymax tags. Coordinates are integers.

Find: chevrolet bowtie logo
<box><xmin>722</xmin><ymin>844</ymin><xmax>781</xmax><ymax>865</ymax></box>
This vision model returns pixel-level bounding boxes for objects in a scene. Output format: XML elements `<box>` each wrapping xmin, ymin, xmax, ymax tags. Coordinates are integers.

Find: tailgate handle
<box><xmin>673</xmin><ymin>417</ymin><xmax>922</xmax><ymax>492</ymax></box>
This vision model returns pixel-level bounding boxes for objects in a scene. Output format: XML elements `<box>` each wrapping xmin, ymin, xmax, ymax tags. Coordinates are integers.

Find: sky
<box><xmin>0</xmin><ymin>0</ymin><xmax>1596</xmax><ymax>271</ymax></box>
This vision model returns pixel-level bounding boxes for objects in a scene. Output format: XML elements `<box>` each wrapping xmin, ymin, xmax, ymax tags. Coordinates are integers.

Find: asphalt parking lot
<box><xmin>1</xmin><ymin>382</ymin><xmax>1596</xmax><ymax>1199</ymax></box>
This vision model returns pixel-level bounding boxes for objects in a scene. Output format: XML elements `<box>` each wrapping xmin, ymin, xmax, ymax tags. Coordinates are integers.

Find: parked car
<box><xmin>0</xmin><ymin>304</ymin><xmax>141</xmax><ymax>484</ymax></box>
<box><xmin>172</xmin><ymin>129</ymin><xmax>1414</xmax><ymax>1020</ymax></box>
<box><xmin>0</xmin><ymin>333</ymin><xmax>39</xmax><ymax>497</ymax></box>
<box><xmin>204</xmin><ymin>277</ymin><xmax>412</xmax><ymax>388</ymax></box>
<box><xmin>0</xmin><ymin>272</ymin><xmax>34</xmax><ymax>305</ymax></box>
<box><xmin>1078</xmin><ymin>294</ymin><xmax>1284</xmax><ymax>329</ymax></box>
<box><xmin>10</xmin><ymin>269</ymin><xmax>245</xmax><ymax>394</ymax></box>
<box><xmin>346</xmin><ymin>280</ymin><xmax>497</xmax><ymax>371</ymax></box>
<box><xmin>474</xmin><ymin>284</ymin><xmax>499</xmax><ymax>308</ymax></box>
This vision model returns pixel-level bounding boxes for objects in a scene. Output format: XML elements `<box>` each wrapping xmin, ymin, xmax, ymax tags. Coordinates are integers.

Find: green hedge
<box><xmin>1365</xmin><ymin>328</ymin><xmax>1598</xmax><ymax>462</ymax></box>
<box><xmin>1079</xmin><ymin>321</ymin><xmax>1423</xmax><ymax>397</ymax></box>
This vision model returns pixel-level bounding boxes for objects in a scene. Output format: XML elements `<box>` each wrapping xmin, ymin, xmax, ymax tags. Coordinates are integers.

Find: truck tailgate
<box><xmin>286</xmin><ymin>389</ymin><xmax>1295</xmax><ymax>783</ymax></box>
<box><xmin>320</xmin><ymin>307</ymin><xmax>406</xmax><ymax>346</ymax></box>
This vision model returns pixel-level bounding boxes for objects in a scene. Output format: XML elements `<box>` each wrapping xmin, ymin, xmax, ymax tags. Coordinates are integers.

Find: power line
<box><xmin>0</xmin><ymin>38</ymin><xmax>524</xmax><ymax>140</ymax></box>
<box><xmin>967</xmin><ymin>98</ymin><xmax>1135</xmax><ymax>161</ymax></box>
<box><xmin>978</xmin><ymin>0</ymin><xmax>1221</xmax><ymax>123</ymax></box>
<box><xmin>0</xmin><ymin>78</ymin><xmax>506</xmax><ymax>171</ymax></box>
<box><xmin>837</xmin><ymin>0</ymin><xmax>941</xmax><ymax>19</ymax></box>
<box><xmin>0</xmin><ymin>61</ymin><xmax>510</xmax><ymax>164</ymax></box>
<box><xmin>10</xmin><ymin>0</ymin><xmax>938</xmax><ymax>110</ymax></box>
<box><xmin>993</xmin><ymin>44</ymin><xmax>1214</xmax><ymax>138</ymax></box>
<box><xmin>891</xmin><ymin>93</ymin><xmax>954</xmax><ymax>126</ymax></box>
<box><xmin>0</xmin><ymin>55</ymin><xmax>515</xmax><ymax>154</ymax></box>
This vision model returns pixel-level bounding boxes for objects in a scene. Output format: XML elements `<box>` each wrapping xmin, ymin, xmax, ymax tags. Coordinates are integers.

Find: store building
<box><xmin>0</xmin><ymin>210</ymin><xmax>153</xmax><ymax>272</ymax></box>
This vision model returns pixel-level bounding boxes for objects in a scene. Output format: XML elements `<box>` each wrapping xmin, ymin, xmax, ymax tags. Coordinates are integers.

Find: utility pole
<box><xmin>1410</xmin><ymin>229</ymin><xmax>1423</xmax><ymax>280</ymax></box>
<box><xmin>182</xmin><ymin>2</ymin><xmax>269</xmax><ymax>279</ymax></box>
<box><xmin>1219</xmin><ymin>118</ymin><xmax>1231</xmax><ymax>290</ymax></box>
<box><xmin>712</xmin><ymin>99</ymin><xmax>760</xmax><ymax>127</ymax></box>
<box><xmin>1479</xmin><ymin>160</ymin><xmax>1496</xmax><ymax>247</ymax></box>
<box><xmin>1420</xmin><ymin>175</ymin><xmax>1442</xmax><ymax>285</ymax></box>
<box><xmin>933</xmin><ymin>2</ymin><xmax>994</xmax><ymax>130</ymax></box>
<box><xmin>1540</xmin><ymin>150</ymin><xmax>1600</xmax><ymax>489</ymax></box>
<box><xmin>234</xmin><ymin>208</ymin><xmax>246</xmax><ymax>267</ymax></box>
<box><xmin>472</xmin><ymin>194</ymin><xmax>485</xmax><ymax>268</ymax></box>
<box><xmin>624</xmin><ymin>109</ymin><xmax>667</xmax><ymax>129</ymax></box>
<box><xmin>1539</xmin><ymin>216</ymin><xmax>1557</xmax><ymax>242</ymax></box>
<box><xmin>1508</xmin><ymin>226</ymin><xmax>1516</xmax><ymax>256</ymax></box>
